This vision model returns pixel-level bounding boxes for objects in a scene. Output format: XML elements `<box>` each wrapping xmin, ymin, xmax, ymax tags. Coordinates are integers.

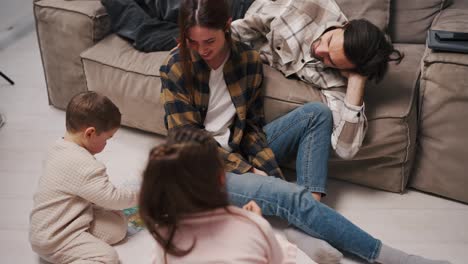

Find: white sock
<box><xmin>284</xmin><ymin>227</ymin><xmax>343</xmax><ymax>264</ymax></box>
<box><xmin>376</xmin><ymin>244</ymin><xmax>451</xmax><ymax>264</ymax></box>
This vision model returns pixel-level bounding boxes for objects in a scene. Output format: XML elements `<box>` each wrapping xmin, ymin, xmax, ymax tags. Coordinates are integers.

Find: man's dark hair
<box><xmin>65</xmin><ymin>91</ymin><xmax>121</xmax><ymax>134</ymax></box>
<box><xmin>343</xmin><ymin>19</ymin><xmax>404</xmax><ymax>83</ymax></box>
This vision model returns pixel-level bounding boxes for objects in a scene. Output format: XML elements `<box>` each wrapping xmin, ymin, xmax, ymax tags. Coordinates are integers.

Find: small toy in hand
<box><xmin>123</xmin><ymin>206</ymin><xmax>145</xmax><ymax>236</ymax></box>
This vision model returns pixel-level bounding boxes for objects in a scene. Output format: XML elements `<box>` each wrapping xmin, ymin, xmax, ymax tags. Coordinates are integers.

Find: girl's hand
<box><xmin>243</xmin><ymin>200</ymin><xmax>262</xmax><ymax>216</ymax></box>
<box><xmin>251</xmin><ymin>167</ymin><xmax>268</xmax><ymax>176</ymax></box>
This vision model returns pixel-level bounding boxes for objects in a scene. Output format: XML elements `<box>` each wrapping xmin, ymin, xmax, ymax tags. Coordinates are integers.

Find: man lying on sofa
<box><xmin>231</xmin><ymin>0</ymin><xmax>403</xmax><ymax>159</ymax></box>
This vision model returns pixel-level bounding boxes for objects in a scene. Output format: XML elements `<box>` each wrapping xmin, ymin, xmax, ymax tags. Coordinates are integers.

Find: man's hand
<box><xmin>340</xmin><ymin>70</ymin><xmax>368</xmax><ymax>83</ymax></box>
<box><xmin>340</xmin><ymin>69</ymin><xmax>351</xmax><ymax>79</ymax></box>
<box><xmin>251</xmin><ymin>167</ymin><xmax>268</xmax><ymax>176</ymax></box>
<box><xmin>242</xmin><ymin>200</ymin><xmax>262</xmax><ymax>216</ymax></box>
<box><xmin>348</xmin><ymin>72</ymin><xmax>368</xmax><ymax>83</ymax></box>
<box><xmin>342</xmin><ymin>71</ymin><xmax>368</xmax><ymax>106</ymax></box>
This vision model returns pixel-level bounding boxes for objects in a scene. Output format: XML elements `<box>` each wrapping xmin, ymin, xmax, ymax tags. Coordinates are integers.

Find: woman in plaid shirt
<box><xmin>160</xmin><ymin>0</ymin><xmax>332</xmax><ymax>202</ymax></box>
<box><xmin>159</xmin><ymin>1</ymin><xmax>449</xmax><ymax>264</ymax></box>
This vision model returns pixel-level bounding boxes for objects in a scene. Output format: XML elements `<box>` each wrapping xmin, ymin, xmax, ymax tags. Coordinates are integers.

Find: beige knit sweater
<box><xmin>29</xmin><ymin>139</ymin><xmax>138</xmax><ymax>253</ymax></box>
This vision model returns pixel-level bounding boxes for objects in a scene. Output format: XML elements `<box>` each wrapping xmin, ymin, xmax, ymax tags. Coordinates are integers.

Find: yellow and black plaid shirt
<box><xmin>160</xmin><ymin>41</ymin><xmax>283</xmax><ymax>178</ymax></box>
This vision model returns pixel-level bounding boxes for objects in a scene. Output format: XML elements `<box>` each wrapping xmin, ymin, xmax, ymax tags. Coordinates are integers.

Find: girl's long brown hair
<box><xmin>139</xmin><ymin>128</ymin><xmax>228</xmax><ymax>262</ymax></box>
<box><xmin>178</xmin><ymin>0</ymin><xmax>232</xmax><ymax>97</ymax></box>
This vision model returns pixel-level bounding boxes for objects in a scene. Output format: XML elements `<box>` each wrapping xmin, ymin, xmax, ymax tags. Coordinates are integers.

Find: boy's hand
<box><xmin>243</xmin><ymin>200</ymin><xmax>262</xmax><ymax>216</ymax></box>
<box><xmin>251</xmin><ymin>167</ymin><xmax>268</xmax><ymax>176</ymax></box>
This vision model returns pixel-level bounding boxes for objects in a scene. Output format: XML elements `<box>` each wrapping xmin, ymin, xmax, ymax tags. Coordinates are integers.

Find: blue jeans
<box><xmin>226</xmin><ymin>172</ymin><xmax>382</xmax><ymax>262</ymax></box>
<box><xmin>264</xmin><ymin>102</ymin><xmax>332</xmax><ymax>195</ymax></box>
<box><xmin>227</xmin><ymin>103</ymin><xmax>381</xmax><ymax>262</ymax></box>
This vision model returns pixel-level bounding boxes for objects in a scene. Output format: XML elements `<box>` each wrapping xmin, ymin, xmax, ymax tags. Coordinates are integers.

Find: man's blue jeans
<box><xmin>264</xmin><ymin>102</ymin><xmax>332</xmax><ymax>195</ymax></box>
<box><xmin>227</xmin><ymin>103</ymin><xmax>382</xmax><ymax>262</ymax></box>
<box><xmin>226</xmin><ymin>172</ymin><xmax>381</xmax><ymax>262</ymax></box>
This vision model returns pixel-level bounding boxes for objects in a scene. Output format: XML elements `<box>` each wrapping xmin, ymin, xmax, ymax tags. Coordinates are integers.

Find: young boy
<box><xmin>29</xmin><ymin>91</ymin><xmax>138</xmax><ymax>263</ymax></box>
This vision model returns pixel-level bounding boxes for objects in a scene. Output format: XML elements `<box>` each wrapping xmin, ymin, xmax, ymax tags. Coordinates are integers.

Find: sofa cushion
<box><xmin>264</xmin><ymin>44</ymin><xmax>425</xmax><ymax>192</ymax></box>
<box><xmin>328</xmin><ymin>44</ymin><xmax>424</xmax><ymax>192</ymax></box>
<box><xmin>263</xmin><ymin>66</ymin><xmax>324</xmax><ymax>123</ymax></box>
<box><xmin>34</xmin><ymin>0</ymin><xmax>110</xmax><ymax>109</ymax></box>
<box><xmin>81</xmin><ymin>34</ymin><xmax>169</xmax><ymax>134</ymax></box>
<box><xmin>389</xmin><ymin>0</ymin><xmax>451</xmax><ymax>44</ymax></box>
<box><xmin>335</xmin><ymin>0</ymin><xmax>390</xmax><ymax>31</ymax></box>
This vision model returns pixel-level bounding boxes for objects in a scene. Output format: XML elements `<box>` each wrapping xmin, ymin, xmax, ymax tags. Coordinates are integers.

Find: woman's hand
<box><xmin>251</xmin><ymin>167</ymin><xmax>268</xmax><ymax>176</ymax></box>
<box><xmin>243</xmin><ymin>200</ymin><xmax>262</xmax><ymax>216</ymax></box>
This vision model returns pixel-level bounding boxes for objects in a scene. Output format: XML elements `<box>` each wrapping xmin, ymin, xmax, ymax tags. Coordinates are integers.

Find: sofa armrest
<box><xmin>421</xmin><ymin>7</ymin><xmax>468</xmax><ymax>91</ymax></box>
<box><xmin>34</xmin><ymin>0</ymin><xmax>111</xmax><ymax>109</ymax></box>
<box><xmin>35</xmin><ymin>0</ymin><xmax>110</xmax><ymax>41</ymax></box>
<box><xmin>424</xmin><ymin>7</ymin><xmax>468</xmax><ymax>64</ymax></box>
<box><xmin>411</xmin><ymin>7</ymin><xmax>468</xmax><ymax>203</ymax></box>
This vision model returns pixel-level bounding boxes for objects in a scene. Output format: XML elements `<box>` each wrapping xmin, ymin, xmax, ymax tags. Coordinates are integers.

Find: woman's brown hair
<box><xmin>139</xmin><ymin>128</ymin><xmax>228</xmax><ymax>261</ymax></box>
<box><xmin>178</xmin><ymin>0</ymin><xmax>232</xmax><ymax>95</ymax></box>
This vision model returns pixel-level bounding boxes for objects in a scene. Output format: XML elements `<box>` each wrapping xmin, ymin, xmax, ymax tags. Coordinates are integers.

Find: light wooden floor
<box><xmin>1</xmin><ymin>3</ymin><xmax>467</xmax><ymax>264</ymax></box>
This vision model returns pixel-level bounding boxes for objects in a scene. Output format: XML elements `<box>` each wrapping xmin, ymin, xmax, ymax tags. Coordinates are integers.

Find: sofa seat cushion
<box><xmin>81</xmin><ymin>34</ymin><xmax>169</xmax><ymax>134</ymax></box>
<box><xmin>264</xmin><ymin>44</ymin><xmax>425</xmax><ymax>192</ymax></box>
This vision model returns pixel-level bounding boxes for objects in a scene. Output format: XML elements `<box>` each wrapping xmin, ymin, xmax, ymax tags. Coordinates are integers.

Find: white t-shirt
<box><xmin>203</xmin><ymin>54</ymin><xmax>236</xmax><ymax>151</ymax></box>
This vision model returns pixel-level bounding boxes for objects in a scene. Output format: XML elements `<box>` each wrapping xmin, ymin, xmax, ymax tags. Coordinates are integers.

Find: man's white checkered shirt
<box><xmin>231</xmin><ymin>0</ymin><xmax>367</xmax><ymax>159</ymax></box>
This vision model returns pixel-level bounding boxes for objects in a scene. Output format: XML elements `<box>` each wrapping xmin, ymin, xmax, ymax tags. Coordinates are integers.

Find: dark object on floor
<box><xmin>0</xmin><ymin>113</ymin><xmax>5</xmax><ymax>128</ymax></box>
<box><xmin>0</xmin><ymin>71</ymin><xmax>15</xmax><ymax>85</ymax></box>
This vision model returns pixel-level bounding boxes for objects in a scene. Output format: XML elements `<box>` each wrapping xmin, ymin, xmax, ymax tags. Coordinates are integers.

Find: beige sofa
<box><xmin>33</xmin><ymin>0</ymin><xmax>468</xmax><ymax>203</ymax></box>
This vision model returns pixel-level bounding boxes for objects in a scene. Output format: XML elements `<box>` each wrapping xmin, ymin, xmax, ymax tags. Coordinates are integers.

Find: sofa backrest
<box><xmin>335</xmin><ymin>0</ymin><xmax>390</xmax><ymax>31</ymax></box>
<box><xmin>389</xmin><ymin>0</ymin><xmax>452</xmax><ymax>44</ymax></box>
<box><xmin>449</xmin><ymin>0</ymin><xmax>468</xmax><ymax>8</ymax></box>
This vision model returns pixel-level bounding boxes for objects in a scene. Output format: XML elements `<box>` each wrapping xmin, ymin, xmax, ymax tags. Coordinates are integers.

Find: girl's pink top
<box><xmin>152</xmin><ymin>206</ymin><xmax>297</xmax><ymax>263</ymax></box>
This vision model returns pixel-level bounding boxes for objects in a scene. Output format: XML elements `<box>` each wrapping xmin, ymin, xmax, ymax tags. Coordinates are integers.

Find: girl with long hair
<box><xmin>139</xmin><ymin>128</ymin><xmax>297</xmax><ymax>263</ymax></box>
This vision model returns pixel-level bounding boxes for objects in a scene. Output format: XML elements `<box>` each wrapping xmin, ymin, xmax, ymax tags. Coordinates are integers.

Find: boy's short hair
<box><xmin>66</xmin><ymin>91</ymin><xmax>121</xmax><ymax>133</ymax></box>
